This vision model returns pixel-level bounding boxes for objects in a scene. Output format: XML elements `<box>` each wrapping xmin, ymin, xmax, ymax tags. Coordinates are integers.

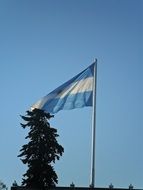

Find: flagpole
<box><xmin>90</xmin><ymin>59</ymin><xmax>97</xmax><ymax>188</ymax></box>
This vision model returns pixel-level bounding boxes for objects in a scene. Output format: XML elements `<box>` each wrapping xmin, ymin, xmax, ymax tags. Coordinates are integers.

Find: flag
<box><xmin>31</xmin><ymin>63</ymin><xmax>95</xmax><ymax>114</ymax></box>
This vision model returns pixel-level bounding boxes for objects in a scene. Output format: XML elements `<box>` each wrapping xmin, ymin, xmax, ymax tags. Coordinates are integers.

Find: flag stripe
<box><xmin>56</xmin><ymin>77</ymin><xmax>93</xmax><ymax>98</ymax></box>
<box><xmin>42</xmin><ymin>91</ymin><xmax>93</xmax><ymax>113</ymax></box>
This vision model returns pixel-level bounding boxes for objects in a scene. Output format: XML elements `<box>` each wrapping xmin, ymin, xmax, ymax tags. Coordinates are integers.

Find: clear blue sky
<box><xmin>0</xmin><ymin>0</ymin><xmax>142</xmax><ymax>189</ymax></box>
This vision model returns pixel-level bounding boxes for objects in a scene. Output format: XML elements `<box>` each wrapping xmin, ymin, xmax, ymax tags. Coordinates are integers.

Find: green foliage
<box><xmin>18</xmin><ymin>109</ymin><xmax>64</xmax><ymax>188</ymax></box>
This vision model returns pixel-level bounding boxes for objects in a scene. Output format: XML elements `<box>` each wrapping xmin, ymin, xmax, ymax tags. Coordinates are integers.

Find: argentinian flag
<box><xmin>31</xmin><ymin>63</ymin><xmax>95</xmax><ymax>114</ymax></box>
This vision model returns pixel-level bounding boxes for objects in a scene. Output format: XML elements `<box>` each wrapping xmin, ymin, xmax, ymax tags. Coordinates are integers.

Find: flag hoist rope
<box><xmin>90</xmin><ymin>59</ymin><xmax>97</xmax><ymax>188</ymax></box>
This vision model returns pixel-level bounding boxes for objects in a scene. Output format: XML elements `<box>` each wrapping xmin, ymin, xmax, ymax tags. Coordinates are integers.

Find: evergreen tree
<box><xmin>0</xmin><ymin>180</ymin><xmax>7</xmax><ymax>190</ymax></box>
<box><xmin>18</xmin><ymin>108</ymin><xmax>64</xmax><ymax>189</ymax></box>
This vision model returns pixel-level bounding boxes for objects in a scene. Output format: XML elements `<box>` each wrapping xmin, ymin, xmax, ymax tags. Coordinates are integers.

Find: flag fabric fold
<box><xmin>31</xmin><ymin>63</ymin><xmax>95</xmax><ymax>114</ymax></box>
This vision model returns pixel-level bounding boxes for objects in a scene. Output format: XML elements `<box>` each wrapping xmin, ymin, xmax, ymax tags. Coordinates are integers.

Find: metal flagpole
<box><xmin>90</xmin><ymin>59</ymin><xmax>97</xmax><ymax>188</ymax></box>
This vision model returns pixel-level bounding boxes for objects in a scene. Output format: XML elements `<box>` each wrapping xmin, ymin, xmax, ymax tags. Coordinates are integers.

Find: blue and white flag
<box><xmin>31</xmin><ymin>63</ymin><xmax>95</xmax><ymax>114</ymax></box>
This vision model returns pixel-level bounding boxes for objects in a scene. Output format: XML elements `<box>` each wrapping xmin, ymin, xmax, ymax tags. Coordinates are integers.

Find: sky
<box><xmin>0</xmin><ymin>0</ymin><xmax>143</xmax><ymax>189</ymax></box>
